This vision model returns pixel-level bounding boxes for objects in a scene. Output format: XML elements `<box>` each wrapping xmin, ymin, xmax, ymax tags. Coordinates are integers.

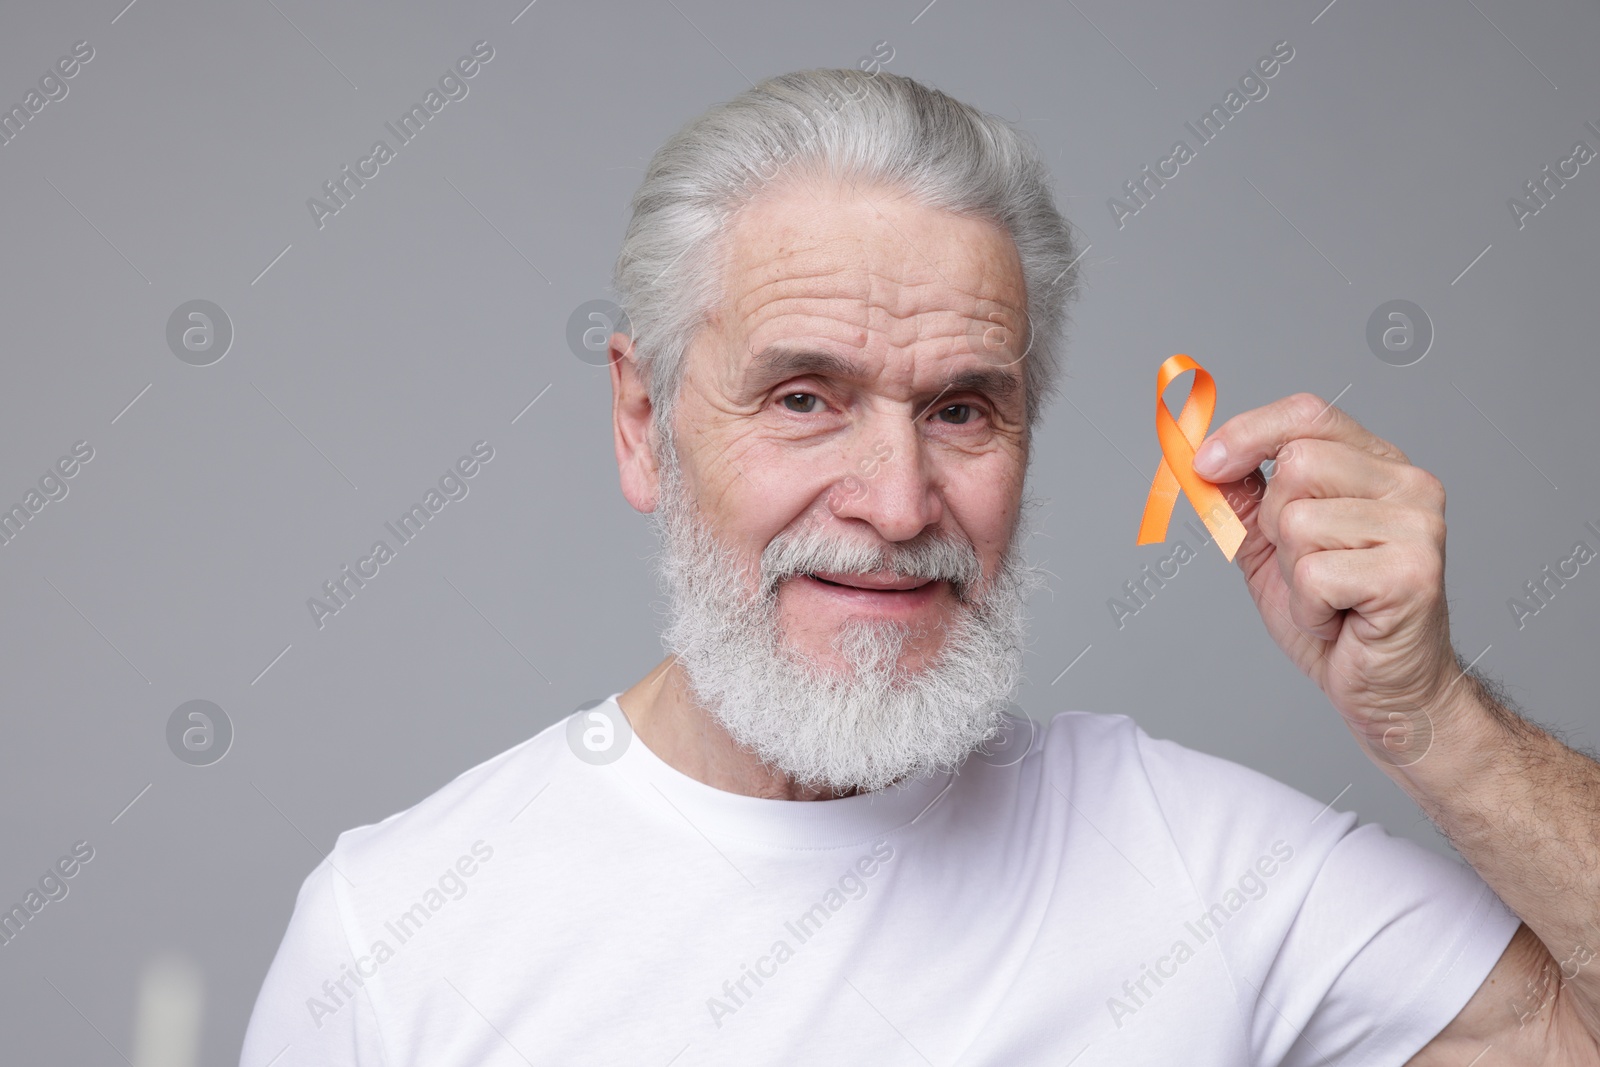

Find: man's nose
<box><xmin>824</xmin><ymin>420</ymin><xmax>942</xmax><ymax>543</ymax></box>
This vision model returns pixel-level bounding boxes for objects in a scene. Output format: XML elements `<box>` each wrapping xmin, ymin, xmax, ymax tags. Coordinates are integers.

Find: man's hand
<box><xmin>1190</xmin><ymin>390</ymin><xmax>1600</xmax><ymax>1063</ymax></box>
<box><xmin>1190</xmin><ymin>392</ymin><xmax>1460</xmax><ymax>766</ymax></box>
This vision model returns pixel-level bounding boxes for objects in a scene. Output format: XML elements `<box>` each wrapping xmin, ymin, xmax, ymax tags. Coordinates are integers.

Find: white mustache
<box><xmin>646</xmin><ymin>434</ymin><xmax>1047</xmax><ymax>793</ymax></box>
<box><xmin>760</xmin><ymin>523</ymin><xmax>984</xmax><ymax>596</ymax></box>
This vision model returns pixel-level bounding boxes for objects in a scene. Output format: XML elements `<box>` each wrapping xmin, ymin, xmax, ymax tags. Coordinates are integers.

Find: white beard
<box><xmin>647</xmin><ymin>437</ymin><xmax>1047</xmax><ymax>795</ymax></box>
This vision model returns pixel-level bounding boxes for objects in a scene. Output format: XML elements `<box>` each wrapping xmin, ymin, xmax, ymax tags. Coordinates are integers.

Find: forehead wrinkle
<box><xmin>711</xmin><ymin>190</ymin><xmax>1029</xmax><ymax>396</ymax></box>
<box><xmin>726</xmin><ymin>218</ymin><xmax>1005</xmax><ymax>319</ymax></box>
<box><xmin>733</xmin><ymin>271</ymin><xmax>1000</xmax><ymax>342</ymax></box>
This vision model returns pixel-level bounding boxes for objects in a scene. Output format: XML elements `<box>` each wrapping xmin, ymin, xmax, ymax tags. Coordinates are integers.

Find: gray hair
<box><xmin>611</xmin><ymin>67</ymin><xmax>1083</xmax><ymax>452</ymax></box>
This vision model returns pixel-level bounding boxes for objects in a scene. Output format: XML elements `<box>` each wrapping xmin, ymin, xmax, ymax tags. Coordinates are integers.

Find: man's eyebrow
<box><xmin>742</xmin><ymin>346</ymin><xmax>1023</xmax><ymax>408</ymax></box>
<box><xmin>744</xmin><ymin>347</ymin><xmax>863</xmax><ymax>391</ymax></box>
<box><xmin>933</xmin><ymin>367</ymin><xmax>1023</xmax><ymax>408</ymax></box>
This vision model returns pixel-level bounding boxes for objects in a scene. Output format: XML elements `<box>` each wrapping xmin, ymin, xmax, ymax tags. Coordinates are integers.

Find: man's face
<box><xmin>665</xmin><ymin>179</ymin><xmax>1032</xmax><ymax>676</ymax></box>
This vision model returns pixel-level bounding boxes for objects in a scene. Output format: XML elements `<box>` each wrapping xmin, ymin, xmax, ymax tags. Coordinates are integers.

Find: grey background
<box><xmin>1</xmin><ymin>0</ymin><xmax>1596</xmax><ymax>1062</ymax></box>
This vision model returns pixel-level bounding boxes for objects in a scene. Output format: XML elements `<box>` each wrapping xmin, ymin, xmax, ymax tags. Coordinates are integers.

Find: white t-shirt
<box><xmin>239</xmin><ymin>696</ymin><xmax>1519</xmax><ymax>1066</ymax></box>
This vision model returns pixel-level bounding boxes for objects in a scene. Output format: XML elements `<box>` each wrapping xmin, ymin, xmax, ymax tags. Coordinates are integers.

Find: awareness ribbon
<box><xmin>1136</xmin><ymin>354</ymin><xmax>1248</xmax><ymax>562</ymax></box>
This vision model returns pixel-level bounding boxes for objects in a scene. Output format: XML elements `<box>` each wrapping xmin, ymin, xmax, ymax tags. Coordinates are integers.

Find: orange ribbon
<box><xmin>1136</xmin><ymin>354</ymin><xmax>1248</xmax><ymax>562</ymax></box>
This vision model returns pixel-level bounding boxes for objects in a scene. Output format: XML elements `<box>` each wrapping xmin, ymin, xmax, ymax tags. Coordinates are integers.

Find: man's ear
<box><xmin>610</xmin><ymin>330</ymin><xmax>660</xmax><ymax>513</ymax></box>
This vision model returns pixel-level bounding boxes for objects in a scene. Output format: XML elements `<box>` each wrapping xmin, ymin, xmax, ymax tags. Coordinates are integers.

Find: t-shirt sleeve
<box><xmin>1131</xmin><ymin>722</ymin><xmax>1522</xmax><ymax>1067</ymax></box>
<box><xmin>1261</xmin><ymin>821</ymin><xmax>1521</xmax><ymax>1066</ymax></box>
<box><xmin>238</xmin><ymin>853</ymin><xmax>390</xmax><ymax>1067</ymax></box>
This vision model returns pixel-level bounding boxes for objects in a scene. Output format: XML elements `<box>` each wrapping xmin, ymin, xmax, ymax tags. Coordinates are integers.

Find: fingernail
<box><xmin>1194</xmin><ymin>438</ymin><xmax>1226</xmax><ymax>477</ymax></box>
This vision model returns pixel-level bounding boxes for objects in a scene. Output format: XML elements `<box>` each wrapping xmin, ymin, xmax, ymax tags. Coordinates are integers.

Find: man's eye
<box><xmin>935</xmin><ymin>404</ymin><xmax>977</xmax><ymax>425</ymax></box>
<box><xmin>780</xmin><ymin>393</ymin><xmax>820</xmax><ymax>413</ymax></box>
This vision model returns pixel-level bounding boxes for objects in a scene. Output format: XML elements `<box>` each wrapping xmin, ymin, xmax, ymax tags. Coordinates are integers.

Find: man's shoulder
<box><xmin>1033</xmin><ymin>707</ymin><xmax>1141</xmax><ymax>754</ymax></box>
<box><xmin>1029</xmin><ymin>708</ymin><xmax>1336</xmax><ymax>831</ymax></box>
<box><xmin>324</xmin><ymin>710</ymin><xmax>576</xmax><ymax>881</ymax></box>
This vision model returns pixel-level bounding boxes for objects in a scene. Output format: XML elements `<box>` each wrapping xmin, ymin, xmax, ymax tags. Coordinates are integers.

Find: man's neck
<box><xmin>617</xmin><ymin>655</ymin><xmax>861</xmax><ymax>801</ymax></box>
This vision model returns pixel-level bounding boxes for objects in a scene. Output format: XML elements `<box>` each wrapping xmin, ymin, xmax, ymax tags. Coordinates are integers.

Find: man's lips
<box><xmin>789</xmin><ymin>571</ymin><xmax>946</xmax><ymax>618</ymax></box>
<box><xmin>804</xmin><ymin>570</ymin><xmax>933</xmax><ymax>591</ymax></box>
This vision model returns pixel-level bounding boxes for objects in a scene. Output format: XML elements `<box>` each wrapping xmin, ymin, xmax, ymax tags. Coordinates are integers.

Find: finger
<box><xmin>1190</xmin><ymin>468</ymin><xmax>1273</xmax><ymax>576</ymax></box>
<box><xmin>1256</xmin><ymin>439</ymin><xmax>1434</xmax><ymax>546</ymax></box>
<box><xmin>1272</xmin><ymin>496</ymin><xmax>1444</xmax><ymax>591</ymax></box>
<box><xmin>1193</xmin><ymin>392</ymin><xmax>1408</xmax><ymax>483</ymax></box>
<box><xmin>1288</xmin><ymin>542</ymin><xmax>1442</xmax><ymax>642</ymax></box>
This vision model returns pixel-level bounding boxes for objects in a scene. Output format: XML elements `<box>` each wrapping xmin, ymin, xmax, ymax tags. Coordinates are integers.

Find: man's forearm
<box><xmin>1387</xmin><ymin>663</ymin><xmax>1600</xmax><ymax>1034</ymax></box>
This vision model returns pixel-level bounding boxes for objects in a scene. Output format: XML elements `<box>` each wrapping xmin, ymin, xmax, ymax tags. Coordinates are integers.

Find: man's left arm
<box><xmin>1191</xmin><ymin>392</ymin><xmax>1600</xmax><ymax>1064</ymax></box>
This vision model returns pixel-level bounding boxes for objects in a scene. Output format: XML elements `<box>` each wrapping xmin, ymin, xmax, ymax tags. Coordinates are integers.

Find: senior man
<box><xmin>241</xmin><ymin>69</ymin><xmax>1600</xmax><ymax>1065</ymax></box>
